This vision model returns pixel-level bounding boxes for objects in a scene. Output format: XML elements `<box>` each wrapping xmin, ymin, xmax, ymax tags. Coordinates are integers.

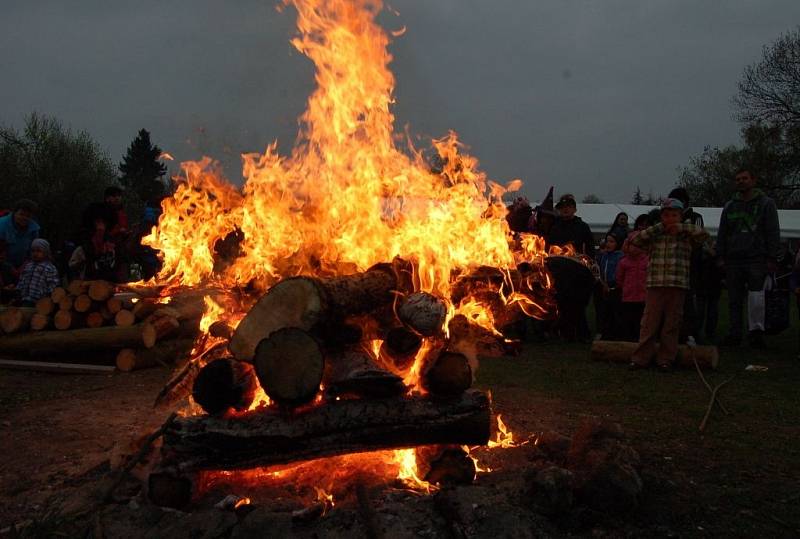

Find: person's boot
<box><xmin>748</xmin><ymin>330</ymin><xmax>766</xmax><ymax>349</ymax></box>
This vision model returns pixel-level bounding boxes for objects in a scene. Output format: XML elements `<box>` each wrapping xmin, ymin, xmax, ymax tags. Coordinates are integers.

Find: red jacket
<box><xmin>617</xmin><ymin>236</ymin><xmax>649</xmax><ymax>303</ymax></box>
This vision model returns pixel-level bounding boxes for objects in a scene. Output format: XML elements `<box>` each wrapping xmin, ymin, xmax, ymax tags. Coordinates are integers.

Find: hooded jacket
<box><xmin>716</xmin><ymin>189</ymin><xmax>780</xmax><ymax>263</ymax></box>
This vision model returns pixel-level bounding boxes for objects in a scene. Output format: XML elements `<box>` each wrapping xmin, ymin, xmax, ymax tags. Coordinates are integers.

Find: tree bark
<box><xmin>0</xmin><ymin>324</ymin><xmax>149</xmax><ymax>355</ymax></box>
<box><xmin>379</xmin><ymin>326</ymin><xmax>421</xmax><ymax>371</ymax></box>
<box><xmin>590</xmin><ymin>340</ymin><xmax>719</xmax><ymax>370</ymax></box>
<box><xmin>253</xmin><ymin>327</ymin><xmax>324</xmax><ymax>406</ymax></box>
<box><xmin>160</xmin><ymin>389</ymin><xmax>491</xmax><ymax>471</ymax></box>
<box><xmin>398</xmin><ymin>292</ymin><xmax>447</xmax><ymax>336</ymax></box>
<box><xmin>141</xmin><ymin>316</ymin><xmax>180</xmax><ymax>348</ymax></box>
<box><xmin>133</xmin><ymin>298</ymin><xmax>162</xmax><ymax>320</ymax></box>
<box><xmin>324</xmin><ymin>348</ymin><xmax>404</xmax><ymax>399</ymax></box>
<box><xmin>192</xmin><ymin>358</ymin><xmax>259</xmax><ymax>415</ymax></box>
<box><xmin>230</xmin><ymin>264</ymin><xmax>397</xmax><ymax>361</ymax></box>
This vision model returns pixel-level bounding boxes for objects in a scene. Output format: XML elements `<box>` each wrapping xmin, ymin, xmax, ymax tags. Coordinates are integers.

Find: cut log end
<box><xmin>380</xmin><ymin>327</ymin><xmax>422</xmax><ymax>371</ymax></box>
<box><xmin>73</xmin><ymin>294</ymin><xmax>94</xmax><ymax>313</ymax></box>
<box><xmin>1</xmin><ymin>307</ymin><xmax>34</xmax><ymax>334</ymax></box>
<box><xmin>253</xmin><ymin>327</ymin><xmax>324</xmax><ymax>406</ymax></box>
<box><xmin>192</xmin><ymin>358</ymin><xmax>259</xmax><ymax>415</ymax></box>
<box><xmin>114</xmin><ymin>309</ymin><xmax>136</xmax><ymax>327</ymax></box>
<box><xmin>422</xmin><ymin>351</ymin><xmax>472</xmax><ymax>396</ymax></box>
<box><xmin>30</xmin><ymin>313</ymin><xmax>51</xmax><ymax>331</ymax></box>
<box><xmin>88</xmin><ymin>280</ymin><xmax>115</xmax><ymax>302</ymax></box>
<box><xmin>35</xmin><ymin>297</ymin><xmax>55</xmax><ymax>316</ymax></box>
<box><xmin>398</xmin><ymin>292</ymin><xmax>448</xmax><ymax>337</ymax></box>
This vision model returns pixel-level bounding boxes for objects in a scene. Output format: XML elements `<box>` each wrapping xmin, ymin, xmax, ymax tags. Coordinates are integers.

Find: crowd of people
<box><xmin>507</xmin><ymin>167</ymin><xmax>786</xmax><ymax>370</ymax></box>
<box><xmin>0</xmin><ymin>187</ymin><xmax>164</xmax><ymax>307</ymax></box>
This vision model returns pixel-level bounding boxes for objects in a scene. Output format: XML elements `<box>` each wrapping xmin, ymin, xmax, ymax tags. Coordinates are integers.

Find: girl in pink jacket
<box><xmin>616</xmin><ymin>217</ymin><xmax>651</xmax><ymax>341</ymax></box>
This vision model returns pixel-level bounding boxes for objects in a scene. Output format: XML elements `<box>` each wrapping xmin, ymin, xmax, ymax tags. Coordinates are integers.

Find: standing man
<box><xmin>0</xmin><ymin>199</ymin><xmax>40</xmax><ymax>270</ymax></box>
<box><xmin>548</xmin><ymin>193</ymin><xmax>596</xmax><ymax>342</ymax></box>
<box><xmin>716</xmin><ymin>167</ymin><xmax>780</xmax><ymax>348</ymax></box>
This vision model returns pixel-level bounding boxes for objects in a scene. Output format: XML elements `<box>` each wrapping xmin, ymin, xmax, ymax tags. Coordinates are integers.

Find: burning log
<box><xmin>590</xmin><ymin>340</ymin><xmax>719</xmax><ymax>370</ymax></box>
<box><xmin>30</xmin><ymin>313</ymin><xmax>51</xmax><ymax>331</ymax></box>
<box><xmin>324</xmin><ymin>348</ymin><xmax>404</xmax><ymax>399</ymax></box>
<box><xmin>133</xmin><ymin>298</ymin><xmax>162</xmax><ymax>320</ymax></box>
<box><xmin>253</xmin><ymin>327</ymin><xmax>324</xmax><ymax>406</ymax></box>
<box><xmin>159</xmin><ymin>389</ymin><xmax>491</xmax><ymax>471</ymax></box>
<box><xmin>208</xmin><ymin>320</ymin><xmax>233</xmax><ymax>340</ymax></box>
<box><xmin>35</xmin><ymin>297</ymin><xmax>56</xmax><ymax>316</ymax></box>
<box><xmin>0</xmin><ymin>307</ymin><xmax>35</xmax><ymax>334</ymax></box>
<box><xmin>88</xmin><ymin>280</ymin><xmax>115</xmax><ymax>302</ymax></box>
<box><xmin>192</xmin><ymin>358</ymin><xmax>259</xmax><ymax>415</ymax></box>
<box><xmin>379</xmin><ymin>326</ymin><xmax>421</xmax><ymax>370</ymax></box>
<box><xmin>116</xmin><ymin>338</ymin><xmax>195</xmax><ymax>373</ymax></box>
<box><xmin>422</xmin><ymin>350</ymin><xmax>472</xmax><ymax>397</ymax></box>
<box><xmin>398</xmin><ymin>292</ymin><xmax>447</xmax><ymax>336</ymax></box>
<box><xmin>415</xmin><ymin>445</ymin><xmax>476</xmax><ymax>485</ymax></box>
<box><xmin>230</xmin><ymin>264</ymin><xmax>398</xmax><ymax>361</ymax></box>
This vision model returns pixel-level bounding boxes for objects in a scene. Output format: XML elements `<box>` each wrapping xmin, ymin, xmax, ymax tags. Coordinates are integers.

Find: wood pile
<box><xmin>0</xmin><ymin>280</ymin><xmax>201</xmax><ymax>372</ymax></box>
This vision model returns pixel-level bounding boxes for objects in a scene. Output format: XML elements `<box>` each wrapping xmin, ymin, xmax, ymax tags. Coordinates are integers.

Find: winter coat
<box><xmin>716</xmin><ymin>189</ymin><xmax>780</xmax><ymax>264</ymax></box>
<box><xmin>0</xmin><ymin>213</ymin><xmax>40</xmax><ymax>268</ymax></box>
<box><xmin>548</xmin><ymin>216</ymin><xmax>596</xmax><ymax>258</ymax></box>
<box><xmin>597</xmin><ymin>250</ymin><xmax>624</xmax><ymax>288</ymax></box>
<box><xmin>617</xmin><ymin>238</ymin><xmax>649</xmax><ymax>303</ymax></box>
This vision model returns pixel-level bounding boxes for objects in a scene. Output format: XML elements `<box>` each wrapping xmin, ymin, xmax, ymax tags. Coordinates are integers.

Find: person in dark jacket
<box><xmin>548</xmin><ymin>194</ymin><xmax>596</xmax><ymax>257</ymax></box>
<box><xmin>716</xmin><ymin>167</ymin><xmax>780</xmax><ymax>348</ymax></box>
<box><xmin>594</xmin><ymin>233</ymin><xmax>624</xmax><ymax>340</ymax></box>
<box><xmin>548</xmin><ymin>193</ymin><xmax>596</xmax><ymax>342</ymax></box>
<box><xmin>606</xmin><ymin>212</ymin><xmax>629</xmax><ymax>245</ymax></box>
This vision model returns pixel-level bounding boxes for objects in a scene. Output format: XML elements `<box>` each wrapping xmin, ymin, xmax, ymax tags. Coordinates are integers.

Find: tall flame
<box><xmin>143</xmin><ymin>0</ymin><xmax>525</xmax><ymax>301</ymax></box>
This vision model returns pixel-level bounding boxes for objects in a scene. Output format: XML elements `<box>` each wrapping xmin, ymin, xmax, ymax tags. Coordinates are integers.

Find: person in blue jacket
<box><xmin>0</xmin><ymin>199</ymin><xmax>40</xmax><ymax>270</ymax></box>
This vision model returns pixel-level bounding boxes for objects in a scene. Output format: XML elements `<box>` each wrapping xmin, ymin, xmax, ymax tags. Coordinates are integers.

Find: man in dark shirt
<box><xmin>548</xmin><ymin>194</ymin><xmax>596</xmax><ymax>258</ymax></box>
<box><xmin>547</xmin><ymin>194</ymin><xmax>596</xmax><ymax>342</ymax></box>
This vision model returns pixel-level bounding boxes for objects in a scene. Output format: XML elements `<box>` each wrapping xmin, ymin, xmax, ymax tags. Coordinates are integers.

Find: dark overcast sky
<box><xmin>2</xmin><ymin>1</ymin><xmax>799</xmax><ymax>203</ymax></box>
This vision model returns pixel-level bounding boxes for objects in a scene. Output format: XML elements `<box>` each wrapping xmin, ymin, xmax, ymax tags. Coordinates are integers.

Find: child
<box><xmin>16</xmin><ymin>238</ymin><xmax>60</xmax><ymax>306</ymax></box>
<box><xmin>616</xmin><ymin>231</ymin><xmax>649</xmax><ymax>342</ymax></box>
<box><xmin>628</xmin><ymin>199</ymin><xmax>708</xmax><ymax>370</ymax></box>
<box><xmin>594</xmin><ymin>233</ymin><xmax>624</xmax><ymax>340</ymax></box>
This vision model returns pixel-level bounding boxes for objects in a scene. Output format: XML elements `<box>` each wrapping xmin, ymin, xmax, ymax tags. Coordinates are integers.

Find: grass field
<box><xmin>476</xmin><ymin>293</ymin><xmax>800</xmax><ymax>536</ymax></box>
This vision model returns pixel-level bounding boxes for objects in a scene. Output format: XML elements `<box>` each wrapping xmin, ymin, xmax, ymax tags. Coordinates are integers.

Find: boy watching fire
<box><xmin>16</xmin><ymin>239</ymin><xmax>60</xmax><ymax>306</ymax></box>
<box><xmin>628</xmin><ymin>199</ymin><xmax>708</xmax><ymax>371</ymax></box>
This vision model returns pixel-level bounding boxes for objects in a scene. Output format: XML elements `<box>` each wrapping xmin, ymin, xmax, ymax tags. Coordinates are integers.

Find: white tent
<box><xmin>575</xmin><ymin>204</ymin><xmax>800</xmax><ymax>239</ymax></box>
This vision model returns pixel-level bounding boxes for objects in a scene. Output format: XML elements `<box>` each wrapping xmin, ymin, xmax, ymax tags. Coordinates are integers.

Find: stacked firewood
<box><xmin>0</xmin><ymin>280</ymin><xmax>202</xmax><ymax>372</ymax></box>
<box><xmin>150</xmin><ymin>262</ymin><xmax>543</xmax><ymax>506</ymax></box>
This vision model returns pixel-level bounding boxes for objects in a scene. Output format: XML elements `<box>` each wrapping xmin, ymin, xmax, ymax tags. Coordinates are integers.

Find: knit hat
<box><xmin>31</xmin><ymin>238</ymin><xmax>51</xmax><ymax>259</ymax></box>
<box><xmin>555</xmin><ymin>193</ymin><xmax>577</xmax><ymax>209</ymax></box>
<box><xmin>660</xmin><ymin>198</ymin><xmax>684</xmax><ymax>211</ymax></box>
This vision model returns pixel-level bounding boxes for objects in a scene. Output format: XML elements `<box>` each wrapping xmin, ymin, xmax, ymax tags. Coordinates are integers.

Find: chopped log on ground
<box><xmin>379</xmin><ymin>326</ymin><xmax>422</xmax><ymax>370</ymax></box>
<box><xmin>57</xmin><ymin>295</ymin><xmax>75</xmax><ymax>312</ymax></box>
<box><xmin>422</xmin><ymin>350</ymin><xmax>472</xmax><ymax>396</ymax></box>
<box><xmin>35</xmin><ymin>297</ymin><xmax>56</xmax><ymax>316</ymax></box>
<box><xmin>54</xmin><ymin>310</ymin><xmax>84</xmax><ymax>330</ymax></box>
<box><xmin>416</xmin><ymin>445</ymin><xmax>476</xmax><ymax>485</ymax></box>
<box><xmin>73</xmin><ymin>294</ymin><xmax>94</xmax><ymax>313</ymax></box>
<box><xmin>590</xmin><ymin>340</ymin><xmax>719</xmax><ymax>370</ymax></box>
<box><xmin>114</xmin><ymin>309</ymin><xmax>136</xmax><ymax>327</ymax></box>
<box><xmin>0</xmin><ymin>324</ymin><xmax>147</xmax><ymax>355</ymax></box>
<box><xmin>324</xmin><ymin>348</ymin><xmax>404</xmax><ymax>399</ymax></box>
<box><xmin>230</xmin><ymin>264</ymin><xmax>398</xmax><ymax>361</ymax></box>
<box><xmin>86</xmin><ymin>312</ymin><xmax>106</xmax><ymax>329</ymax></box>
<box><xmin>88</xmin><ymin>280</ymin><xmax>115</xmax><ymax>302</ymax></box>
<box><xmin>398</xmin><ymin>292</ymin><xmax>447</xmax><ymax>336</ymax></box>
<box><xmin>1</xmin><ymin>307</ymin><xmax>35</xmax><ymax>334</ymax></box>
<box><xmin>51</xmin><ymin>287</ymin><xmax>67</xmax><ymax>304</ymax></box>
<box><xmin>142</xmin><ymin>316</ymin><xmax>180</xmax><ymax>348</ymax></box>
<box><xmin>67</xmin><ymin>279</ymin><xmax>89</xmax><ymax>296</ymax></box>
<box><xmin>133</xmin><ymin>298</ymin><xmax>162</xmax><ymax>320</ymax></box>
<box><xmin>253</xmin><ymin>327</ymin><xmax>324</xmax><ymax>406</ymax></box>
<box><xmin>160</xmin><ymin>389</ymin><xmax>491</xmax><ymax>471</ymax></box>
<box><xmin>192</xmin><ymin>358</ymin><xmax>259</xmax><ymax>415</ymax></box>
<box><xmin>30</xmin><ymin>313</ymin><xmax>51</xmax><ymax>331</ymax></box>
<box><xmin>116</xmin><ymin>339</ymin><xmax>194</xmax><ymax>373</ymax></box>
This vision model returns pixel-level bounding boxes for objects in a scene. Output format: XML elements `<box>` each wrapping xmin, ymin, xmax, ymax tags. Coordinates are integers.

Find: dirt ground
<box><xmin>1</xmin><ymin>339</ymin><xmax>799</xmax><ymax>537</ymax></box>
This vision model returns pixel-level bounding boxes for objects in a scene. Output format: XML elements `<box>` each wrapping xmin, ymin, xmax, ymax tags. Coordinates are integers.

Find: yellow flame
<box><xmin>487</xmin><ymin>414</ymin><xmax>518</xmax><ymax>449</ymax></box>
<box><xmin>393</xmin><ymin>449</ymin><xmax>434</xmax><ymax>492</ymax></box>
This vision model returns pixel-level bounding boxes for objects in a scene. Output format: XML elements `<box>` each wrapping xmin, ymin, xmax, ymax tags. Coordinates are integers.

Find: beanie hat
<box><xmin>31</xmin><ymin>238</ymin><xmax>51</xmax><ymax>259</ymax></box>
<box><xmin>660</xmin><ymin>198</ymin><xmax>684</xmax><ymax>212</ymax></box>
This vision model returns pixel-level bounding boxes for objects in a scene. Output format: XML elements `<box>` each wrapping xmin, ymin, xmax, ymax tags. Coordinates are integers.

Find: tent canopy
<box><xmin>573</xmin><ymin>204</ymin><xmax>800</xmax><ymax>239</ymax></box>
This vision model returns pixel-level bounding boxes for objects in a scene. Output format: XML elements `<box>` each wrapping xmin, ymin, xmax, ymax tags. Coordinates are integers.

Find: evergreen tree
<box><xmin>119</xmin><ymin>129</ymin><xmax>167</xmax><ymax>203</ymax></box>
<box><xmin>631</xmin><ymin>187</ymin><xmax>643</xmax><ymax>205</ymax></box>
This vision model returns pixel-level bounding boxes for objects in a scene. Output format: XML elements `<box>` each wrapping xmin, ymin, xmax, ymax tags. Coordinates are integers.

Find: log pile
<box><xmin>0</xmin><ymin>280</ymin><xmax>200</xmax><ymax>373</ymax></box>
<box><xmin>150</xmin><ymin>264</ymin><xmax>535</xmax><ymax>504</ymax></box>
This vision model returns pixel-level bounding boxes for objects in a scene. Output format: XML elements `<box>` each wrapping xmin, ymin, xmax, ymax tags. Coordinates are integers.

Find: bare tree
<box><xmin>733</xmin><ymin>27</ymin><xmax>800</xmax><ymax>128</ymax></box>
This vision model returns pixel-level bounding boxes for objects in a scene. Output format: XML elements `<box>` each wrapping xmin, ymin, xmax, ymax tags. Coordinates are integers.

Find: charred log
<box><xmin>192</xmin><ymin>358</ymin><xmax>259</xmax><ymax>415</ymax></box>
<box><xmin>253</xmin><ymin>327</ymin><xmax>324</xmax><ymax>406</ymax></box>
